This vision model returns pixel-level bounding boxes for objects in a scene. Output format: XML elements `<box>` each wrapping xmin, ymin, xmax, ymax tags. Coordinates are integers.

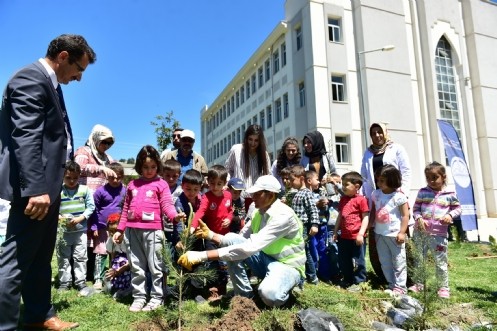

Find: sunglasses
<box><xmin>100</xmin><ymin>140</ymin><xmax>113</xmax><ymax>146</ymax></box>
<box><xmin>173</xmin><ymin>134</ymin><xmax>181</xmax><ymax>138</ymax></box>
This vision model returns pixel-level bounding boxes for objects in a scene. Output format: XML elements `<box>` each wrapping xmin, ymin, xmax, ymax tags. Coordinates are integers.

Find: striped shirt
<box><xmin>225</xmin><ymin>144</ymin><xmax>271</xmax><ymax>198</ymax></box>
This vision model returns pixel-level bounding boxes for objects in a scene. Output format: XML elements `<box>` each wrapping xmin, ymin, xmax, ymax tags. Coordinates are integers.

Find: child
<box><xmin>173</xmin><ymin>169</ymin><xmax>204</xmax><ymax>249</ymax></box>
<box><xmin>173</xmin><ymin>169</ymin><xmax>206</xmax><ymax>298</ymax></box>
<box><xmin>290</xmin><ymin>165</ymin><xmax>320</xmax><ymax>285</ymax></box>
<box><xmin>370</xmin><ymin>165</ymin><xmax>409</xmax><ymax>294</ymax></box>
<box><xmin>227</xmin><ymin>177</ymin><xmax>246</xmax><ymax>233</ymax></box>
<box><xmin>58</xmin><ymin>161</ymin><xmax>96</xmax><ymax>296</ymax></box>
<box><xmin>91</xmin><ymin>162</ymin><xmax>126</xmax><ymax>290</ymax></box>
<box><xmin>113</xmin><ymin>145</ymin><xmax>179</xmax><ymax>312</ymax></box>
<box><xmin>410</xmin><ymin>161</ymin><xmax>461</xmax><ymax>298</ymax></box>
<box><xmin>161</xmin><ymin>159</ymin><xmax>183</xmax><ymax>245</ymax></box>
<box><xmin>280</xmin><ymin>166</ymin><xmax>297</xmax><ymax>206</ymax></box>
<box><xmin>105</xmin><ymin>214</ymin><xmax>131</xmax><ymax>299</ymax></box>
<box><xmin>306</xmin><ymin>170</ymin><xmax>338</xmax><ymax>283</ymax></box>
<box><xmin>191</xmin><ymin>165</ymin><xmax>233</xmax><ymax>296</ymax></box>
<box><xmin>332</xmin><ymin>171</ymin><xmax>369</xmax><ymax>291</ymax></box>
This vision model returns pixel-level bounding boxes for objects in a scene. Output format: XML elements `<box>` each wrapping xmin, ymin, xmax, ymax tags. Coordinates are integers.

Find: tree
<box><xmin>119</xmin><ymin>158</ymin><xmax>126</xmax><ymax>163</ymax></box>
<box><xmin>126</xmin><ymin>158</ymin><xmax>135</xmax><ymax>164</ymax></box>
<box><xmin>150</xmin><ymin>111</ymin><xmax>181</xmax><ymax>152</ymax></box>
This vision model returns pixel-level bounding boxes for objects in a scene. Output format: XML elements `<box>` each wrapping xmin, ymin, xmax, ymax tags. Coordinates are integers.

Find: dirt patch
<box><xmin>438</xmin><ymin>302</ymin><xmax>487</xmax><ymax>326</ymax></box>
<box><xmin>203</xmin><ymin>296</ymin><xmax>261</xmax><ymax>331</ymax></box>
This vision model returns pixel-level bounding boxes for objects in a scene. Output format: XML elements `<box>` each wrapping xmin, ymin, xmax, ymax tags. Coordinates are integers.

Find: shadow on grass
<box><xmin>454</xmin><ymin>286</ymin><xmax>497</xmax><ymax>303</ymax></box>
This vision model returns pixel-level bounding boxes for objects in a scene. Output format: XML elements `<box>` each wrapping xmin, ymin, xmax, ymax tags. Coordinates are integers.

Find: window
<box><xmin>275</xmin><ymin>99</ymin><xmax>282</xmax><ymax>123</ymax></box>
<box><xmin>265</xmin><ymin>59</ymin><xmax>271</xmax><ymax>82</ymax></box>
<box><xmin>435</xmin><ymin>36</ymin><xmax>461</xmax><ymax>136</ymax></box>
<box><xmin>298</xmin><ymin>82</ymin><xmax>305</xmax><ymax>107</ymax></box>
<box><xmin>231</xmin><ymin>96</ymin><xmax>235</xmax><ymax>113</ymax></box>
<box><xmin>328</xmin><ymin>18</ymin><xmax>341</xmax><ymax>43</ymax></box>
<box><xmin>273</xmin><ymin>50</ymin><xmax>279</xmax><ymax>74</ymax></box>
<box><xmin>253</xmin><ymin>114</ymin><xmax>257</xmax><ymax>125</ymax></box>
<box><xmin>228</xmin><ymin>134</ymin><xmax>231</xmax><ymax>149</ymax></box>
<box><xmin>235</xmin><ymin>91</ymin><xmax>240</xmax><ymax>108</ymax></box>
<box><xmin>236</xmin><ymin>128</ymin><xmax>241</xmax><ymax>144</ymax></box>
<box><xmin>240</xmin><ymin>86</ymin><xmax>245</xmax><ymax>104</ymax></box>
<box><xmin>224</xmin><ymin>138</ymin><xmax>227</xmax><ymax>155</ymax></box>
<box><xmin>241</xmin><ymin>124</ymin><xmax>246</xmax><ymax>136</ymax></box>
<box><xmin>258</xmin><ymin>67</ymin><xmax>264</xmax><ymax>88</ymax></box>
<box><xmin>260</xmin><ymin>110</ymin><xmax>265</xmax><ymax>130</ymax></box>
<box><xmin>247</xmin><ymin>119</ymin><xmax>251</xmax><ymax>128</ymax></box>
<box><xmin>227</xmin><ymin>100</ymin><xmax>231</xmax><ymax>116</ymax></box>
<box><xmin>232</xmin><ymin>132</ymin><xmax>235</xmax><ymax>147</ymax></box>
<box><xmin>267</xmin><ymin>105</ymin><xmax>272</xmax><ymax>128</ymax></box>
<box><xmin>283</xmin><ymin>93</ymin><xmax>289</xmax><ymax>118</ymax></box>
<box><xmin>222</xmin><ymin>105</ymin><xmax>226</xmax><ymax>121</ymax></box>
<box><xmin>246</xmin><ymin>81</ymin><xmax>250</xmax><ymax>99</ymax></box>
<box><xmin>331</xmin><ymin>75</ymin><xmax>346</xmax><ymax>102</ymax></box>
<box><xmin>296</xmin><ymin>26</ymin><xmax>302</xmax><ymax>50</ymax></box>
<box><xmin>251</xmin><ymin>74</ymin><xmax>256</xmax><ymax>94</ymax></box>
<box><xmin>335</xmin><ymin>136</ymin><xmax>349</xmax><ymax>163</ymax></box>
<box><xmin>281</xmin><ymin>43</ymin><xmax>287</xmax><ymax>67</ymax></box>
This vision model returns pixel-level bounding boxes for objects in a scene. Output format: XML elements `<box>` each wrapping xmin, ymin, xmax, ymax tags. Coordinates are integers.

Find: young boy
<box><xmin>191</xmin><ymin>165</ymin><xmax>233</xmax><ymax>297</ymax></box>
<box><xmin>91</xmin><ymin>162</ymin><xmax>126</xmax><ymax>290</ymax></box>
<box><xmin>161</xmin><ymin>159</ymin><xmax>183</xmax><ymax>244</ymax></box>
<box><xmin>280</xmin><ymin>166</ymin><xmax>297</xmax><ymax>206</ymax></box>
<box><xmin>333</xmin><ymin>171</ymin><xmax>369</xmax><ymax>291</ymax></box>
<box><xmin>58</xmin><ymin>160</ymin><xmax>96</xmax><ymax>296</ymax></box>
<box><xmin>227</xmin><ymin>177</ymin><xmax>245</xmax><ymax>233</ymax></box>
<box><xmin>290</xmin><ymin>165</ymin><xmax>320</xmax><ymax>285</ymax></box>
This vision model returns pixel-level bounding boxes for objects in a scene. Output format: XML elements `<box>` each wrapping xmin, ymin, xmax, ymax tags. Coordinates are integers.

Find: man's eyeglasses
<box><xmin>73</xmin><ymin>61</ymin><xmax>85</xmax><ymax>72</ymax></box>
<box><xmin>181</xmin><ymin>138</ymin><xmax>194</xmax><ymax>143</ymax></box>
<box><xmin>173</xmin><ymin>134</ymin><xmax>181</xmax><ymax>138</ymax></box>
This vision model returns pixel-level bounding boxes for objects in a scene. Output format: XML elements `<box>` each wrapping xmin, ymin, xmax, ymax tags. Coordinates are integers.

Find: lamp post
<box><xmin>357</xmin><ymin>45</ymin><xmax>395</xmax><ymax>149</ymax></box>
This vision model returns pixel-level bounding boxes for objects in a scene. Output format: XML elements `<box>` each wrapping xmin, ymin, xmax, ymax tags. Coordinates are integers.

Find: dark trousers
<box><xmin>0</xmin><ymin>196</ymin><xmax>60</xmax><ymax>330</ymax></box>
<box><xmin>337</xmin><ymin>238</ymin><xmax>366</xmax><ymax>285</ymax></box>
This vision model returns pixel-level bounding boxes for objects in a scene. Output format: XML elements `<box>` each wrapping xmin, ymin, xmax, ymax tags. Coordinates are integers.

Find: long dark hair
<box><xmin>276</xmin><ymin>137</ymin><xmax>301</xmax><ymax>176</ymax></box>
<box><xmin>242</xmin><ymin>124</ymin><xmax>269</xmax><ymax>177</ymax></box>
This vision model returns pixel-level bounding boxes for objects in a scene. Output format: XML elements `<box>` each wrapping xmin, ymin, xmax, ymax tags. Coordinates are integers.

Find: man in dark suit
<box><xmin>0</xmin><ymin>34</ymin><xmax>96</xmax><ymax>331</ymax></box>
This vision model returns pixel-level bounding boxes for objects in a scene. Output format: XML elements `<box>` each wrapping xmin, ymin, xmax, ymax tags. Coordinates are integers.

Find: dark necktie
<box><xmin>56</xmin><ymin>85</ymin><xmax>74</xmax><ymax>160</ymax></box>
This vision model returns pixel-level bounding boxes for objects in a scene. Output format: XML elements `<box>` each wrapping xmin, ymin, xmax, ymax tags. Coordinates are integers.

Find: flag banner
<box><xmin>437</xmin><ymin>120</ymin><xmax>478</xmax><ymax>231</ymax></box>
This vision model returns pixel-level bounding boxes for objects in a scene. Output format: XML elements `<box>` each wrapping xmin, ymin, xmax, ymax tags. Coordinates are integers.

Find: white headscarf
<box><xmin>86</xmin><ymin>124</ymin><xmax>114</xmax><ymax>165</ymax></box>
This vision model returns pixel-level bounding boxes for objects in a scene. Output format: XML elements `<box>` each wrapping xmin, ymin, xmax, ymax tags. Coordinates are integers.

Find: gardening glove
<box><xmin>177</xmin><ymin>251</ymin><xmax>208</xmax><ymax>271</ymax></box>
<box><xmin>195</xmin><ymin>220</ymin><xmax>214</xmax><ymax>240</ymax></box>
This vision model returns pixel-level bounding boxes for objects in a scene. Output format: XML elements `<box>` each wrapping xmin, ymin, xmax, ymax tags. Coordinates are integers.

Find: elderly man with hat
<box><xmin>161</xmin><ymin>129</ymin><xmax>208</xmax><ymax>186</ymax></box>
<box><xmin>178</xmin><ymin>175</ymin><xmax>306</xmax><ymax>307</ymax></box>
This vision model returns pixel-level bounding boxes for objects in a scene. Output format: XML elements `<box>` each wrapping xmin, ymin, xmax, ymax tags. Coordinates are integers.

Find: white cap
<box><xmin>246</xmin><ymin>175</ymin><xmax>281</xmax><ymax>194</ymax></box>
<box><xmin>180</xmin><ymin>129</ymin><xmax>195</xmax><ymax>140</ymax></box>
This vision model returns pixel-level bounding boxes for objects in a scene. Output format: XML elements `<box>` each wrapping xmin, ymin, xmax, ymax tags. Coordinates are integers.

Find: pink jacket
<box><xmin>118</xmin><ymin>177</ymin><xmax>177</xmax><ymax>231</ymax></box>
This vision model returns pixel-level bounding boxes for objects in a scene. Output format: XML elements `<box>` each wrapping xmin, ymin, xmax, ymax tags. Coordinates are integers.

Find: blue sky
<box><xmin>0</xmin><ymin>0</ymin><xmax>285</xmax><ymax>160</ymax></box>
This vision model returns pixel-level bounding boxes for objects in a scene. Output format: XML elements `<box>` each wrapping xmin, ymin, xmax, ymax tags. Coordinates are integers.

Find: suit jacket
<box><xmin>0</xmin><ymin>61</ymin><xmax>68</xmax><ymax>204</ymax></box>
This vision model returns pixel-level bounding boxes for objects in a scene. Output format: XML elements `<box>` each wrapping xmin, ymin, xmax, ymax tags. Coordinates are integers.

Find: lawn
<box><xmin>45</xmin><ymin>241</ymin><xmax>497</xmax><ymax>330</ymax></box>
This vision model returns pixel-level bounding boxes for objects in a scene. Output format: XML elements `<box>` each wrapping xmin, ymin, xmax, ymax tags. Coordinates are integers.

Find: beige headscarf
<box><xmin>368</xmin><ymin>122</ymin><xmax>393</xmax><ymax>155</ymax></box>
<box><xmin>86</xmin><ymin>124</ymin><xmax>114</xmax><ymax>165</ymax></box>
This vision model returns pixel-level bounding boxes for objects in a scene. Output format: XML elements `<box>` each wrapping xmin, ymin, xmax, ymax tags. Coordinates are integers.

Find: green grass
<box><xmin>44</xmin><ymin>241</ymin><xmax>497</xmax><ymax>330</ymax></box>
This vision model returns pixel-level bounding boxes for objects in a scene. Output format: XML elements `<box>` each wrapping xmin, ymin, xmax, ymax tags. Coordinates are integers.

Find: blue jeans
<box><xmin>337</xmin><ymin>238</ymin><xmax>366</xmax><ymax>285</ymax></box>
<box><xmin>220</xmin><ymin>233</ymin><xmax>302</xmax><ymax>307</ymax></box>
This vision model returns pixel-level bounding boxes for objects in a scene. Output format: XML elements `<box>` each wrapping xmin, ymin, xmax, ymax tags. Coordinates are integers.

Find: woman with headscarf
<box><xmin>271</xmin><ymin>136</ymin><xmax>302</xmax><ymax>192</ymax></box>
<box><xmin>75</xmin><ymin>124</ymin><xmax>116</xmax><ymax>191</ymax></box>
<box><xmin>360</xmin><ymin>122</ymin><xmax>411</xmax><ymax>204</ymax></box>
<box><xmin>74</xmin><ymin>124</ymin><xmax>116</xmax><ymax>290</ymax></box>
<box><xmin>300</xmin><ymin>130</ymin><xmax>336</xmax><ymax>181</ymax></box>
<box><xmin>361</xmin><ymin>122</ymin><xmax>412</xmax><ymax>282</ymax></box>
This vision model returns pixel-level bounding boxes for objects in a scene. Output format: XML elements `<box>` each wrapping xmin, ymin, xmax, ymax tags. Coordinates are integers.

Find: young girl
<box><xmin>113</xmin><ymin>145</ymin><xmax>179</xmax><ymax>312</ymax></box>
<box><xmin>410</xmin><ymin>161</ymin><xmax>461</xmax><ymax>298</ymax></box>
<box><xmin>370</xmin><ymin>165</ymin><xmax>409</xmax><ymax>294</ymax></box>
<box><xmin>105</xmin><ymin>214</ymin><xmax>131</xmax><ymax>299</ymax></box>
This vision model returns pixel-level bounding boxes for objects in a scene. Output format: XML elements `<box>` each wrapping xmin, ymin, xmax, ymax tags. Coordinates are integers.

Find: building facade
<box><xmin>200</xmin><ymin>0</ymin><xmax>497</xmax><ymax>218</ymax></box>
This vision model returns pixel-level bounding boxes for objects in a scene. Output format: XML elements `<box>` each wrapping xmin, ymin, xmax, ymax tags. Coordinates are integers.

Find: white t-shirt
<box><xmin>0</xmin><ymin>198</ymin><xmax>11</xmax><ymax>236</ymax></box>
<box><xmin>372</xmin><ymin>190</ymin><xmax>408</xmax><ymax>237</ymax></box>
